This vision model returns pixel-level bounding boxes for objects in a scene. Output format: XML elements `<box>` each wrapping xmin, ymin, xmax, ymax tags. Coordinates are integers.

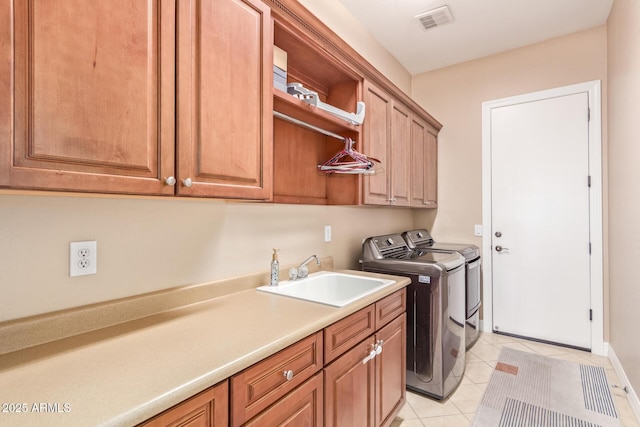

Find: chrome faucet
<box><xmin>289</xmin><ymin>255</ymin><xmax>321</xmax><ymax>280</ymax></box>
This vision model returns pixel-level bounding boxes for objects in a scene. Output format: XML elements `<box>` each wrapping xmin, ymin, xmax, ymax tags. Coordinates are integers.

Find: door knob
<box><xmin>495</xmin><ymin>245</ymin><xmax>509</xmax><ymax>252</ymax></box>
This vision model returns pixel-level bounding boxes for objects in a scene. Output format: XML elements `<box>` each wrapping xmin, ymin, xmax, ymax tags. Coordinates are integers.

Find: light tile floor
<box><xmin>392</xmin><ymin>332</ymin><xmax>640</xmax><ymax>427</ymax></box>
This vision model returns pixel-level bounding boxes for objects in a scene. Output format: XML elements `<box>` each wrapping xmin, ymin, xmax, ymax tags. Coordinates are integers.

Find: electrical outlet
<box><xmin>70</xmin><ymin>241</ymin><xmax>97</xmax><ymax>277</ymax></box>
<box><xmin>324</xmin><ymin>225</ymin><xmax>332</xmax><ymax>242</ymax></box>
<box><xmin>474</xmin><ymin>224</ymin><xmax>483</xmax><ymax>236</ymax></box>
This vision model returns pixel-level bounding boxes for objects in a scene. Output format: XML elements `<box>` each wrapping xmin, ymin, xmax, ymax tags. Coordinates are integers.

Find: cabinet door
<box><xmin>410</xmin><ymin>116</ymin><xmax>438</xmax><ymax>208</ymax></box>
<box><xmin>324</xmin><ymin>337</ymin><xmax>376</xmax><ymax>427</ymax></box>
<box><xmin>424</xmin><ymin>129</ymin><xmax>438</xmax><ymax>207</ymax></box>
<box><xmin>244</xmin><ymin>372</ymin><xmax>323</xmax><ymax>427</ymax></box>
<box><xmin>362</xmin><ymin>81</ymin><xmax>391</xmax><ymax>205</ymax></box>
<box><xmin>0</xmin><ymin>0</ymin><xmax>176</xmax><ymax>195</ymax></box>
<box><xmin>177</xmin><ymin>0</ymin><xmax>273</xmax><ymax>199</ymax></box>
<box><xmin>140</xmin><ymin>380</ymin><xmax>229</xmax><ymax>427</ymax></box>
<box><xmin>390</xmin><ymin>102</ymin><xmax>411</xmax><ymax>206</ymax></box>
<box><xmin>375</xmin><ymin>313</ymin><xmax>406</xmax><ymax>427</ymax></box>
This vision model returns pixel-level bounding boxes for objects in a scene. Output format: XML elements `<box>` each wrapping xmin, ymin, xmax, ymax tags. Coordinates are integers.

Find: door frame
<box><xmin>481</xmin><ymin>80</ymin><xmax>605</xmax><ymax>355</ymax></box>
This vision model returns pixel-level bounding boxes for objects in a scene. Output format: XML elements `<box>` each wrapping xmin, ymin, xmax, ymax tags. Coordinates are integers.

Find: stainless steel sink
<box><xmin>256</xmin><ymin>271</ymin><xmax>396</xmax><ymax>307</ymax></box>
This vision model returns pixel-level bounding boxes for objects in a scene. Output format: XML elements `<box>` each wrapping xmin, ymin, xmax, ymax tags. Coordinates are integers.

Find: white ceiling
<box><xmin>338</xmin><ymin>0</ymin><xmax>614</xmax><ymax>75</ymax></box>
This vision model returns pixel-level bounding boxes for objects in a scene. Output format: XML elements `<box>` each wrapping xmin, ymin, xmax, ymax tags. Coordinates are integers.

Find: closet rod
<box><xmin>273</xmin><ymin>111</ymin><xmax>346</xmax><ymax>141</ymax></box>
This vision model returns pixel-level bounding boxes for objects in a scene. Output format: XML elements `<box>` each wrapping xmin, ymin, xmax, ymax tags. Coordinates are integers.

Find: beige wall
<box><xmin>411</xmin><ymin>25</ymin><xmax>608</xmax><ymax>247</ymax></box>
<box><xmin>607</xmin><ymin>0</ymin><xmax>640</xmax><ymax>393</ymax></box>
<box><xmin>0</xmin><ymin>2</ymin><xmax>419</xmax><ymax>323</ymax></box>
<box><xmin>0</xmin><ymin>192</ymin><xmax>414</xmax><ymax>321</ymax></box>
<box><xmin>297</xmin><ymin>0</ymin><xmax>412</xmax><ymax>94</ymax></box>
<box><xmin>410</xmin><ymin>25</ymin><xmax>610</xmax><ymax>352</ymax></box>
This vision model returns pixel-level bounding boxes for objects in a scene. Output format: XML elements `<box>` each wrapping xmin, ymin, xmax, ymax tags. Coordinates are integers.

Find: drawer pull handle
<box><xmin>283</xmin><ymin>370</ymin><xmax>294</xmax><ymax>381</ymax></box>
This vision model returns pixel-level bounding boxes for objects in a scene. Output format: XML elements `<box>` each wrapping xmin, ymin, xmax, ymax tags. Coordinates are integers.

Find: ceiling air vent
<box><xmin>415</xmin><ymin>5</ymin><xmax>454</xmax><ymax>31</ymax></box>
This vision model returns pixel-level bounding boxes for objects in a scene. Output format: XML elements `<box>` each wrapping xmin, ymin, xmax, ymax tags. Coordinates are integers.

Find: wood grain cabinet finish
<box><xmin>362</xmin><ymin>81</ymin><xmax>392</xmax><ymax>206</ymax></box>
<box><xmin>362</xmin><ymin>80</ymin><xmax>412</xmax><ymax>207</ymax></box>
<box><xmin>324</xmin><ymin>304</ymin><xmax>376</xmax><ymax>364</ymax></box>
<box><xmin>139</xmin><ymin>288</ymin><xmax>406</xmax><ymax>427</ymax></box>
<box><xmin>0</xmin><ymin>0</ymin><xmax>176</xmax><ymax>195</ymax></box>
<box><xmin>139</xmin><ymin>380</ymin><xmax>228</xmax><ymax>427</ymax></box>
<box><xmin>230</xmin><ymin>331</ymin><xmax>323</xmax><ymax>426</ymax></box>
<box><xmin>375</xmin><ymin>288</ymin><xmax>406</xmax><ymax>330</ymax></box>
<box><xmin>374</xmin><ymin>313</ymin><xmax>406</xmax><ymax>427</ymax></box>
<box><xmin>410</xmin><ymin>115</ymin><xmax>438</xmax><ymax>208</ymax></box>
<box><xmin>176</xmin><ymin>0</ymin><xmax>273</xmax><ymax>199</ymax></box>
<box><xmin>0</xmin><ymin>0</ymin><xmax>272</xmax><ymax>199</ymax></box>
<box><xmin>324</xmin><ymin>290</ymin><xmax>406</xmax><ymax>427</ymax></box>
<box><xmin>243</xmin><ymin>371</ymin><xmax>324</xmax><ymax>427</ymax></box>
<box><xmin>390</xmin><ymin>102</ymin><xmax>411</xmax><ymax>207</ymax></box>
<box><xmin>324</xmin><ymin>336</ymin><xmax>377</xmax><ymax>427</ymax></box>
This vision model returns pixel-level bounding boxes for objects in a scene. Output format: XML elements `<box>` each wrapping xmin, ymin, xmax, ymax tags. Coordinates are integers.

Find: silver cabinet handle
<box><xmin>182</xmin><ymin>178</ymin><xmax>193</xmax><ymax>188</ymax></box>
<box><xmin>362</xmin><ymin>341</ymin><xmax>385</xmax><ymax>364</ymax></box>
<box><xmin>495</xmin><ymin>245</ymin><xmax>510</xmax><ymax>252</ymax></box>
<box><xmin>375</xmin><ymin>340</ymin><xmax>384</xmax><ymax>355</ymax></box>
<box><xmin>164</xmin><ymin>176</ymin><xmax>176</xmax><ymax>186</ymax></box>
<box><xmin>283</xmin><ymin>370</ymin><xmax>294</xmax><ymax>381</ymax></box>
<box><xmin>362</xmin><ymin>343</ymin><xmax>378</xmax><ymax>364</ymax></box>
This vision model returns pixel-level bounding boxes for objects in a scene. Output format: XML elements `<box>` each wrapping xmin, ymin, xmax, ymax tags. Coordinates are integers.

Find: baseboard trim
<box><xmin>608</xmin><ymin>344</ymin><xmax>640</xmax><ymax>424</ymax></box>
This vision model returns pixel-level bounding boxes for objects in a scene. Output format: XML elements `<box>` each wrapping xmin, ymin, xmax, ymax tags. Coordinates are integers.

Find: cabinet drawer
<box><xmin>324</xmin><ymin>304</ymin><xmax>376</xmax><ymax>364</ymax></box>
<box><xmin>244</xmin><ymin>371</ymin><xmax>324</xmax><ymax>426</ymax></box>
<box><xmin>230</xmin><ymin>331</ymin><xmax>323</xmax><ymax>426</ymax></box>
<box><xmin>375</xmin><ymin>289</ymin><xmax>406</xmax><ymax>330</ymax></box>
<box><xmin>139</xmin><ymin>380</ymin><xmax>228</xmax><ymax>427</ymax></box>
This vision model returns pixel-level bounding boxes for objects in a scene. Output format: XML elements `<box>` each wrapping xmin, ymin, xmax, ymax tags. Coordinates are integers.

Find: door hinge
<box><xmin>589</xmin><ymin>242</ymin><xmax>592</xmax><ymax>254</ymax></box>
<box><xmin>588</xmin><ymin>107</ymin><xmax>591</xmax><ymax>121</ymax></box>
<box><xmin>588</xmin><ymin>175</ymin><xmax>591</xmax><ymax>187</ymax></box>
<box><xmin>589</xmin><ymin>309</ymin><xmax>593</xmax><ymax>321</ymax></box>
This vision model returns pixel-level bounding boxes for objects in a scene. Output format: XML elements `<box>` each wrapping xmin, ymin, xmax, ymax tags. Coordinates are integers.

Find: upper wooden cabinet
<box><xmin>270</xmin><ymin>14</ymin><xmax>363</xmax><ymax>205</ymax></box>
<box><xmin>410</xmin><ymin>115</ymin><xmax>438</xmax><ymax>208</ymax></box>
<box><xmin>362</xmin><ymin>81</ymin><xmax>413</xmax><ymax>207</ymax></box>
<box><xmin>176</xmin><ymin>0</ymin><xmax>272</xmax><ymax>199</ymax></box>
<box><xmin>0</xmin><ymin>0</ymin><xmax>272</xmax><ymax>200</ymax></box>
<box><xmin>362</xmin><ymin>82</ymin><xmax>392</xmax><ymax>205</ymax></box>
<box><xmin>0</xmin><ymin>0</ymin><xmax>176</xmax><ymax>195</ymax></box>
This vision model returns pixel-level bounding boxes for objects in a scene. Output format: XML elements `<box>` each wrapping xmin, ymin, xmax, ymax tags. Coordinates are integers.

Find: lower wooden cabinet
<box><xmin>230</xmin><ymin>332</ymin><xmax>323</xmax><ymax>426</ymax></box>
<box><xmin>324</xmin><ymin>336</ymin><xmax>376</xmax><ymax>427</ymax></box>
<box><xmin>139</xmin><ymin>380</ymin><xmax>228</xmax><ymax>427</ymax></box>
<box><xmin>324</xmin><ymin>312</ymin><xmax>406</xmax><ymax>427</ymax></box>
<box><xmin>243</xmin><ymin>372</ymin><xmax>324</xmax><ymax>426</ymax></box>
<box><xmin>141</xmin><ymin>289</ymin><xmax>406</xmax><ymax>427</ymax></box>
<box><xmin>374</xmin><ymin>314</ymin><xmax>406</xmax><ymax>427</ymax></box>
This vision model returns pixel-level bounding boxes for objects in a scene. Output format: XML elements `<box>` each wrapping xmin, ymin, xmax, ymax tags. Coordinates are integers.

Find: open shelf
<box><xmin>272</xmin><ymin>18</ymin><xmax>363</xmax><ymax>205</ymax></box>
<box><xmin>273</xmin><ymin>89</ymin><xmax>360</xmax><ymax>136</ymax></box>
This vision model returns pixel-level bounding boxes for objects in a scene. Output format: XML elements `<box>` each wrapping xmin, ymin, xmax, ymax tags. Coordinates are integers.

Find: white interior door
<box><xmin>490</xmin><ymin>92</ymin><xmax>592</xmax><ymax>349</ymax></box>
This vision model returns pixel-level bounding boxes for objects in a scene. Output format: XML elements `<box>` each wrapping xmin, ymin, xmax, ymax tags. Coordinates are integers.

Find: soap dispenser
<box><xmin>270</xmin><ymin>248</ymin><xmax>280</xmax><ymax>286</ymax></box>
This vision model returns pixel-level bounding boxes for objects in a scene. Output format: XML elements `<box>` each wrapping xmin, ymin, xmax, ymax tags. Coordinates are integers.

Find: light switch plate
<box><xmin>474</xmin><ymin>224</ymin><xmax>483</xmax><ymax>236</ymax></box>
<box><xmin>324</xmin><ymin>225</ymin><xmax>332</xmax><ymax>242</ymax></box>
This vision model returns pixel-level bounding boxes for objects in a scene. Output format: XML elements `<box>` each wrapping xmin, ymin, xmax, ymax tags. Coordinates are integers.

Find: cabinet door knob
<box><xmin>182</xmin><ymin>178</ymin><xmax>193</xmax><ymax>188</ymax></box>
<box><xmin>283</xmin><ymin>370</ymin><xmax>294</xmax><ymax>381</ymax></box>
<box><xmin>164</xmin><ymin>176</ymin><xmax>177</xmax><ymax>186</ymax></box>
